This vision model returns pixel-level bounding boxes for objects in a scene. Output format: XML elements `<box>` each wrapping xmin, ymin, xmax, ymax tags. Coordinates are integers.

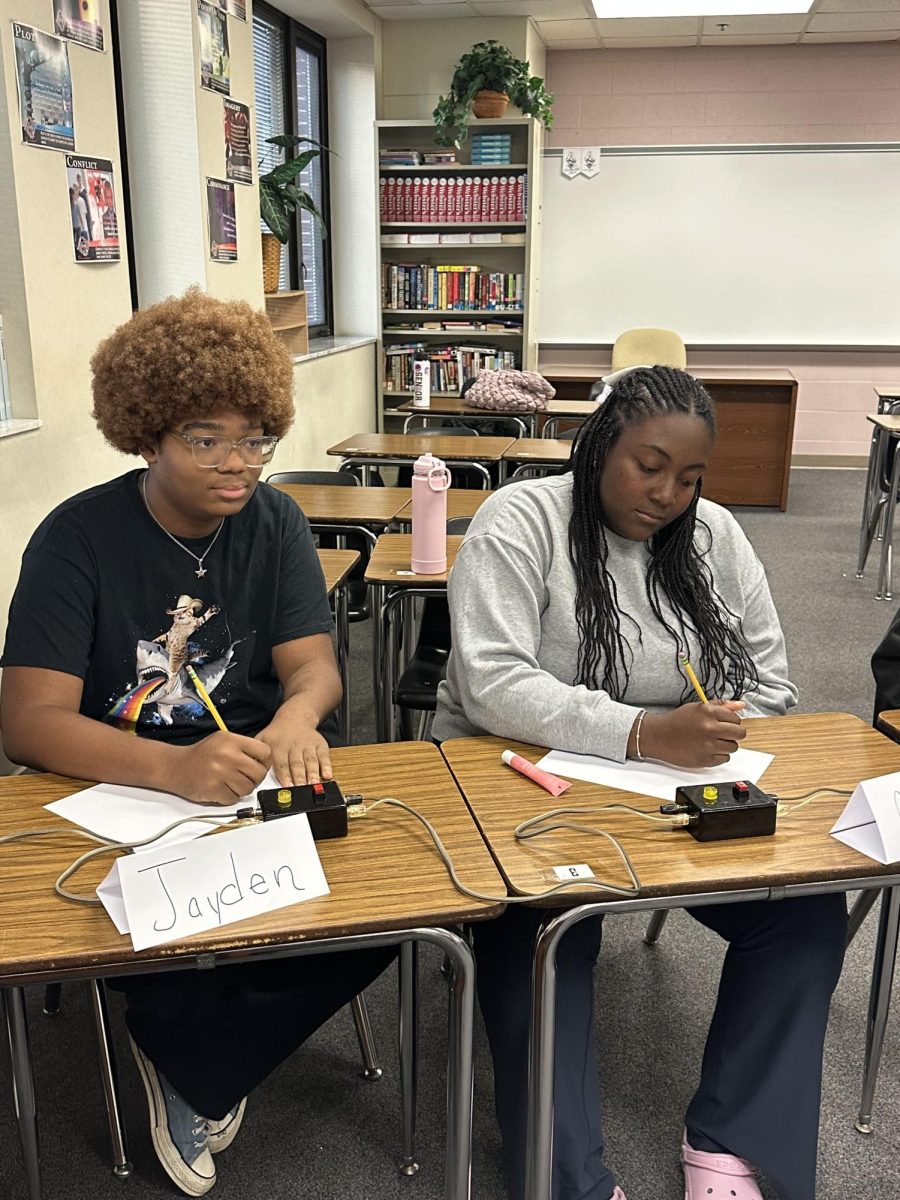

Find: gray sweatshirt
<box><xmin>433</xmin><ymin>474</ymin><xmax>797</xmax><ymax>759</ymax></box>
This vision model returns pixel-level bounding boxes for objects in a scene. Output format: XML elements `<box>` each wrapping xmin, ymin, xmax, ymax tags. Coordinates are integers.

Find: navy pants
<box><xmin>110</xmin><ymin>946</ymin><xmax>395</xmax><ymax>1119</ymax></box>
<box><xmin>474</xmin><ymin>894</ymin><xmax>847</xmax><ymax>1200</ymax></box>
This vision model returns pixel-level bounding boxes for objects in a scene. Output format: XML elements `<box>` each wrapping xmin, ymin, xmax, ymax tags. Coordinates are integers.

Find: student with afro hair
<box><xmin>1</xmin><ymin>289</ymin><xmax>393</xmax><ymax>1196</ymax></box>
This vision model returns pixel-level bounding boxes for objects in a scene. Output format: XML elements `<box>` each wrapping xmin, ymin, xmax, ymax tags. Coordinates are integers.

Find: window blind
<box><xmin>253</xmin><ymin>8</ymin><xmax>288</xmax><ymax>292</ymax></box>
<box><xmin>294</xmin><ymin>43</ymin><xmax>325</xmax><ymax>326</ymax></box>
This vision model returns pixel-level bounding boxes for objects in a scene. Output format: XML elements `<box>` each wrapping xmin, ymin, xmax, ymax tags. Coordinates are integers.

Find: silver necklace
<box><xmin>141</xmin><ymin>473</ymin><xmax>225</xmax><ymax>578</ymax></box>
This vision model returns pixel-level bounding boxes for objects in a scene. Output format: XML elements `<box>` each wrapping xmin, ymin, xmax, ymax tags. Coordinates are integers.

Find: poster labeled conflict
<box><xmin>13</xmin><ymin>23</ymin><xmax>76</xmax><ymax>151</ymax></box>
<box><xmin>66</xmin><ymin>155</ymin><xmax>120</xmax><ymax>262</ymax></box>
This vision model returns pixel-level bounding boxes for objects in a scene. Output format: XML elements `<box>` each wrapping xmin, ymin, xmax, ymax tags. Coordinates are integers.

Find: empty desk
<box><xmin>316</xmin><ymin>547</ymin><xmax>360</xmax><ymax>742</ymax></box>
<box><xmin>327</xmin><ymin>433</ymin><xmax>516</xmax><ymax>489</ymax></box>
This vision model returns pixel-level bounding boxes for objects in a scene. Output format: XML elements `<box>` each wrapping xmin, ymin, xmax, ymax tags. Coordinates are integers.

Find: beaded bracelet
<box><xmin>633</xmin><ymin>709</ymin><xmax>647</xmax><ymax>761</ymax></box>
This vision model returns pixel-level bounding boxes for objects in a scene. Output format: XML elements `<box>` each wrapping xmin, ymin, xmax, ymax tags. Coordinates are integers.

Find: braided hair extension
<box><xmin>566</xmin><ymin>366</ymin><xmax>759</xmax><ymax>702</ymax></box>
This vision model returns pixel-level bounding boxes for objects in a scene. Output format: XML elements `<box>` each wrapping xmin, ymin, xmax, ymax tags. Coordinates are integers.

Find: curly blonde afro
<box><xmin>91</xmin><ymin>287</ymin><xmax>295</xmax><ymax>454</ymax></box>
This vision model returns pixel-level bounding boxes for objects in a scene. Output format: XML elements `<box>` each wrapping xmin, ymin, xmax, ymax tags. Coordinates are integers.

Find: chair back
<box><xmin>611</xmin><ymin>328</ymin><xmax>686</xmax><ymax>371</ymax></box>
<box><xmin>267</xmin><ymin>470</ymin><xmax>360</xmax><ymax>486</ymax></box>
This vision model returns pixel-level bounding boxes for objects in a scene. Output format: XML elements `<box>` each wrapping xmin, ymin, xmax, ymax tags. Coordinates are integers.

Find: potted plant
<box><xmin>258</xmin><ymin>134</ymin><xmax>329</xmax><ymax>294</ymax></box>
<box><xmin>432</xmin><ymin>40</ymin><xmax>554</xmax><ymax>150</ymax></box>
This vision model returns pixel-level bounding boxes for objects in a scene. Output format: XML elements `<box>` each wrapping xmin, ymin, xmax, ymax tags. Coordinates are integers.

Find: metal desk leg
<box><xmin>876</xmin><ymin>437</ymin><xmax>900</xmax><ymax>599</ymax></box>
<box><xmin>372</xmin><ymin>581</ymin><xmax>390</xmax><ymax>743</ymax></box>
<box><xmin>334</xmin><ymin>581</ymin><xmax>351</xmax><ymax>743</ymax></box>
<box><xmin>442</xmin><ymin>932</ymin><xmax>476</xmax><ymax>1200</ymax></box>
<box><xmin>4</xmin><ymin>986</ymin><xmax>42</xmax><ymax>1200</ymax></box>
<box><xmin>399</xmin><ymin>941</ymin><xmax>420</xmax><ymax>1176</ymax></box>
<box><xmin>856</xmin><ymin>886</ymin><xmax>900</xmax><ymax>1134</ymax></box>
<box><xmin>88</xmin><ymin>979</ymin><xmax>132</xmax><ymax>1179</ymax></box>
<box><xmin>857</xmin><ymin>427</ymin><xmax>889</xmax><ymax>577</ymax></box>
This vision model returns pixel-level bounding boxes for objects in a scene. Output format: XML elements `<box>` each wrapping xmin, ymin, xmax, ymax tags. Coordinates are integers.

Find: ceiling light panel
<box><xmin>591</xmin><ymin>2</ymin><xmax>812</xmax><ymax>15</ymax></box>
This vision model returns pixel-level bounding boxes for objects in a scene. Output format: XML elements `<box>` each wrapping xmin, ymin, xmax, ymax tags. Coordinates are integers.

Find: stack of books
<box><xmin>379</xmin><ymin>174</ymin><xmax>527</xmax><ymax>223</ymax></box>
<box><xmin>379</xmin><ymin>148</ymin><xmax>423</xmax><ymax>167</ymax></box>
<box><xmin>423</xmin><ymin>150</ymin><xmax>456</xmax><ymax>165</ymax></box>
<box><xmin>381</xmin><ymin>262</ymin><xmax>525</xmax><ymax>311</ymax></box>
<box><xmin>471</xmin><ymin>132</ymin><xmax>513</xmax><ymax>165</ymax></box>
<box><xmin>383</xmin><ymin>343</ymin><xmax>518</xmax><ymax>394</ymax></box>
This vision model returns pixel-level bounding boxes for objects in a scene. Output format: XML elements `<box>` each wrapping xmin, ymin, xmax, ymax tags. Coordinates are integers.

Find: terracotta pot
<box><xmin>472</xmin><ymin>90</ymin><xmax>509</xmax><ymax>119</ymax></box>
<box><xmin>261</xmin><ymin>232</ymin><xmax>282</xmax><ymax>294</ymax></box>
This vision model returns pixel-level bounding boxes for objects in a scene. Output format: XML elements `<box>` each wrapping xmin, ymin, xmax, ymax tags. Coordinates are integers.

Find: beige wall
<box><xmin>380</xmin><ymin>17</ymin><xmax>540</xmax><ymax>121</ymax></box>
<box><xmin>276</xmin><ymin>343</ymin><xmax>377</xmax><ymax>472</ymax></box>
<box><xmin>0</xmin><ymin>1</ymin><xmax>133</xmax><ymax>649</ymax></box>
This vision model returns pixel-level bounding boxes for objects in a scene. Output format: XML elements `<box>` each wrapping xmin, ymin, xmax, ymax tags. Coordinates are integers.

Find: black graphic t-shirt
<box><xmin>2</xmin><ymin>471</ymin><xmax>336</xmax><ymax>746</ymax></box>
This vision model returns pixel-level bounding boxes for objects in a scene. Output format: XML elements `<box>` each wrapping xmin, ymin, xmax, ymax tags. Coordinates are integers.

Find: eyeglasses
<box><xmin>168</xmin><ymin>431</ymin><xmax>279</xmax><ymax>469</ymax></box>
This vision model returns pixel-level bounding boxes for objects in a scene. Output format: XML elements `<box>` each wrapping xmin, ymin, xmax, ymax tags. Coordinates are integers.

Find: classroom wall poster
<box><xmin>53</xmin><ymin>0</ymin><xmax>105</xmax><ymax>52</ymax></box>
<box><xmin>197</xmin><ymin>0</ymin><xmax>230</xmax><ymax>96</ymax></box>
<box><xmin>13</xmin><ymin>23</ymin><xmax>76</xmax><ymax>152</ymax></box>
<box><xmin>224</xmin><ymin>98</ymin><xmax>252</xmax><ymax>185</ymax></box>
<box><xmin>207</xmin><ymin>177</ymin><xmax>237</xmax><ymax>262</ymax></box>
<box><xmin>66</xmin><ymin>155</ymin><xmax>120</xmax><ymax>262</ymax></box>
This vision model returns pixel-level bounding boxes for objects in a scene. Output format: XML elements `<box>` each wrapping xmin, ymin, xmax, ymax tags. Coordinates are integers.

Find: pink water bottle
<box><xmin>411</xmin><ymin>453</ymin><xmax>452</xmax><ymax>574</ymax></box>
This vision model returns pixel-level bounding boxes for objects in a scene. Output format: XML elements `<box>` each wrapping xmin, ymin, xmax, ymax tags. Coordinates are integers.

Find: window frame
<box><xmin>255</xmin><ymin>1</ymin><xmax>333</xmax><ymax>336</ymax></box>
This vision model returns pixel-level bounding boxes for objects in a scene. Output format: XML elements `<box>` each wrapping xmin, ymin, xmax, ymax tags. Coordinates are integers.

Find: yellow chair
<box><xmin>611</xmin><ymin>327</ymin><xmax>686</xmax><ymax>372</ymax></box>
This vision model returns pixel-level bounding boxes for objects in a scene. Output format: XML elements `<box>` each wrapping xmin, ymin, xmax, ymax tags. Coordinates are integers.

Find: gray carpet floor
<box><xmin>3</xmin><ymin>467</ymin><xmax>900</xmax><ymax>1200</ymax></box>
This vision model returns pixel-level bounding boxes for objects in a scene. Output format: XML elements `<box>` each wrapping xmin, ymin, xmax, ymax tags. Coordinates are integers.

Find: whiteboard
<box><xmin>539</xmin><ymin>148</ymin><xmax>900</xmax><ymax>347</ymax></box>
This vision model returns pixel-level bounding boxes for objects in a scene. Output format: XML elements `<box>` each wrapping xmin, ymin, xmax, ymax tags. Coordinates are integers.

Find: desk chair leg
<box><xmin>847</xmin><ymin>889</ymin><xmax>880</xmax><ymax>946</ymax></box>
<box><xmin>4</xmin><ymin>986</ymin><xmax>42</xmax><ymax>1200</ymax></box>
<box><xmin>416</xmin><ymin>711</ymin><xmax>435</xmax><ymax>742</ymax></box>
<box><xmin>855</xmin><ymin>885</ymin><xmax>900</xmax><ymax>1134</ymax></box>
<box><xmin>876</xmin><ymin>443</ymin><xmax>900</xmax><ymax>600</ymax></box>
<box><xmin>350</xmin><ymin>993</ymin><xmax>383</xmax><ymax>1080</ymax></box>
<box><xmin>89</xmin><ymin>980</ymin><xmax>133</xmax><ymax>1179</ymax></box>
<box><xmin>398</xmin><ymin>941</ymin><xmax>420</xmax><ymax>1176</ymax></box>
<box><xmin>42</xmin><ymin>984</ymin><xmax>62</xmax><ymax>1016</ymax></box>
<box><xmin>643</xmin><ymin>909</ymin><xmax>670</xmax><ymax>945</ymax></box>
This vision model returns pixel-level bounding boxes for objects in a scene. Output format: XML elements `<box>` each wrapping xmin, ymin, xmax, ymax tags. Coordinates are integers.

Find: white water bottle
<box><xmin>412</xmin><ymin>347</ymin><xmax>431</xmax><ymax>408</ymax></box>
<box><xmin>411</xmin><ymin>453</ymin><xmax>452</xmax><ymax>574</ymax></box>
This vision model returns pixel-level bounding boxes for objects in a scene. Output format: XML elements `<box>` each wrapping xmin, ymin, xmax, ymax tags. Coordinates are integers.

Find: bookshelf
<box><xmin>375</xmin><ymin>117</ymin><xmax>542</xmax><ymax>429</ymax></box>
<box><xmin>264</xmin><ymin>290</ymin><xmax>308</xmax><ymax>357</ymax></box>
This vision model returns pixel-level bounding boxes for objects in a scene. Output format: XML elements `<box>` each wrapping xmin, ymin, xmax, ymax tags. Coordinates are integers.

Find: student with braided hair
<box><xmin>435</xmin><ymin>366</ymin><xmax>846</xmax><ymax>1200</ymax></box>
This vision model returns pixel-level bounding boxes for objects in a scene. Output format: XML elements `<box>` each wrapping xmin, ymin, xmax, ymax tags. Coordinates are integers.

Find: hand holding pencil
<box><xmin>631</xmin><ymin>656</ymin><xmax>747</xmax><ymax>768</ymax></box>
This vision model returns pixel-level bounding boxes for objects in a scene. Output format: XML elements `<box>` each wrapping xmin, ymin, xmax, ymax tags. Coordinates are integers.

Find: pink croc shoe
<box><xmin>611</xmin><ymin>1189</ymin><xmax>627</xmax><ymax>1200</ymax></box>
<box><xmin>681</xmin><ymin>1133</ymin><xmax>763</xmax><ymax>1200</ymax></box>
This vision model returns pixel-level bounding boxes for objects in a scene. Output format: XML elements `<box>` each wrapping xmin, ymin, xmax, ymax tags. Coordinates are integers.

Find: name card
<box><xmin>117</xmin><ymin>815</ymin><xmax>329</xmax><ymax>951</ymax></box>
<box><xmin>831</xmin><ymin>771</ymin><xmax>900</xmax><ymax>865</ymax></box>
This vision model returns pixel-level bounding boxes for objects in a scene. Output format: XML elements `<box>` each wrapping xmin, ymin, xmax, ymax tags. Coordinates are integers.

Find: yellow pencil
<box><xmin>186</xmin><ymin>664</ymin><xmax>229</xmax><ymax>732</ymax></box>
<box><xmin>681</xmin><ymin>655</ymin><xmax>709</xmax><ymax>705</ymax></box>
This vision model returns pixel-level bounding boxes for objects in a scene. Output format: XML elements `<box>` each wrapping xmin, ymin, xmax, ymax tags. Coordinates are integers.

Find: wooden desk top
<box><xmin>327</xmin><ymin>433</ymin><xmax>516</xmax><ymax>463</ymax></box>
<box><xmin>395</xmin><ymin>397</ymin><xmax>595</xmax><ymax>418</ymax></box>
<box><xmin>277</xmin><ymin>483</ymin><xmax>411</xmax><ymax>525</ymax></box>
<box><xmin>875</xmin><ymin>385</ymin><xmax>900</xmax><ymax>400</ymax></box>
<box><xmin>316</xmin><ymin>548</ymin><xmax>360</xmax><ymax>594</ymax></box>
<box><xmin>441</xmin><ymin>714</ymin><xmax>900</xmax><ymax>902</ymax></box>
<box><xmin>396</xmin><ymin>490</ymin><xmax>493</xmax><ymax>523</ymax></box>
<box><xmin>0</xmin><ymin>743</ymin><xmax>504</xmax><ymax>986</ymax></box>
<box><xmin>502</xmin><ymin>438</ymin><xmax>573</xmax><ymax>463</ymax></box>
<box><xmin>542</xmin><ymin>367</ymin><xmax>796</xmax><ymax>386</ymax></box>
<box><xmin>867</xmin><ymin>413</ymin><xmax>900</xmax><ymax>433</ymax></box>
<box><xmin>365</xmin><ymin>534</ymin><xmax>463</xmax><ymax>586</ymax></box>
<box><xmin>876</xmin><ymin>709</ymin><xmax>900</xmax><ymax>739</ymax></box>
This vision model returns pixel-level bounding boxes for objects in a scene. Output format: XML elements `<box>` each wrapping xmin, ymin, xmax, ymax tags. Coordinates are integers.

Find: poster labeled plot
<box><xmin>207</xmin><ymin>177</ymin><xmax>237</xmax><ymax>262</ymax></box>
<box><xmin>67</xmin><ymin>155</ymin><xmax>119</xmax><ymax>262</ymax></box>
<box><xmin>197</xmin><ymin>0</ymin><xmax>230</xmax><ymax>96</ymax></box>
<box><xmin>13</xmin><ymin>23</ymin><xmax>75</xmax><ymax>152</ymax></box>
<box><xmin>53</xmin><ymin>0</ymin><xmax>104</xmax><ymax>52</ymax></box>
<box><xmin>224</xmin><ymin>99</ymin><xmax>252</xmax><ymax>185</ymax></box>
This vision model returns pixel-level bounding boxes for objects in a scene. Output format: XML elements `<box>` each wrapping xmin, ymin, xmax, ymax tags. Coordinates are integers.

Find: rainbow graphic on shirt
<box><xmin>106</xmin><ymin>676</ymin><xmax>164</xmax><ymax>731</ymax></box>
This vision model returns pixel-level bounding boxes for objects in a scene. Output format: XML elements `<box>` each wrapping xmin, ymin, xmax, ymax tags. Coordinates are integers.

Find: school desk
<box><xmin>0</xmin><ymin>743</ymin><xmax>504</xmax><ymax>1200</ymax></box>
<box><xmin>364</xmin><ymin>534</ymin><xmax>463</xmax><ymax>742</ymax></box>
<box><xmin>500</xmin><ymin>438</ymin><xmax>572</xmax><ymax>480</ymax></box>
<box><xmin>316</xmin><ymin>548</ymin><xmax>359</xmax><ymax>743</ymax></box>
<box><xmin>395</xmin><ymin>488</ymin><xmax>493</xmax><ymax>526</ymax></box>
<box><xmin>856</xmin><ymin>412</ymin><xmax>900</xmax><ymax>599</ymax></box>
<box><xmin>396</xmin><ymin>396</ymin><xmax>531</xmax><ymax>438</ymax></box>
<box><xmin>440</xmin><ymin>713</ymin><xmax>900</xmax><ymax>1200</ymax></box>
<box><xmin>542</xmin><ymin>368</ymin><xmax>798</xmax><ymax>509</ymax></box>
<box><xmin>276</xmin><ymin>483</ymin><xmax>413</xmax><ymax>532</ymax></box>
<box><xmin>326</xmin><ymin>433</ymin><xmax>517</xmax><ymax>488</ymax></box>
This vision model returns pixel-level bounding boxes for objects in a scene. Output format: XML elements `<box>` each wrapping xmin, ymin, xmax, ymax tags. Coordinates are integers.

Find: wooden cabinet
<box><xmin>264</xmin><ymin>290</ymin><xmax>308</xmax><ymax>356</ymax></box>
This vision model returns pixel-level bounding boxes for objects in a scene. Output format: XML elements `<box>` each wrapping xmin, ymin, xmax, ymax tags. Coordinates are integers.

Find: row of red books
<box><xmin>379</xmin><ymin>174</ymin><xmax>527</xmax><ymax>224</ymax></box>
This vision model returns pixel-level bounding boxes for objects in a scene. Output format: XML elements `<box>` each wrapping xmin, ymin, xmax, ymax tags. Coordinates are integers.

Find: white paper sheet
<box><xmin>97</xmin><ymin>863</ymin><xmax>129</xmax><ymax>934</ymax></box>
<box><xmin>116</xmin><ymin>814</ymin><xmax>328</xmax><ymax>951</ymax></box>
<box><xmin>831</xmin><ymin>771</ymin><xmax>900</xmax><ymax>864</ymax></box>
<box><xmin>49</xmin><ymin>769</ymin><xmax>280</xmax><ymax>852</ymax></box>
<box><xmin>536</xmin><ymin>747</ymin><xmax>774</xmax><ymax>803</ymax></box>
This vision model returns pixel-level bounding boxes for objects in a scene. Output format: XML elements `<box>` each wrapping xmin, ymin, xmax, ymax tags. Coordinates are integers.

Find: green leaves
<box><xmin>258</xmin><ymin>135</ymin><xmax>330</xmax><ymax>244</ymax></box>
<box><xmin>431</xmin><ymin>40</ymin><xmax>554</xmax><ymax>147</ymax></box>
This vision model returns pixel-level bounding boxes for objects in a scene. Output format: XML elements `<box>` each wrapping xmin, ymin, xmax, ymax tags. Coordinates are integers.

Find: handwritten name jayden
<box><xmin>139</xmin><ymin>851</ymin><xmax>306</xmax><ymax>932</ymax></box>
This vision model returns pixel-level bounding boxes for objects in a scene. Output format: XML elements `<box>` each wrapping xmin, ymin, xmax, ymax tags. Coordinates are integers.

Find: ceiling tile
<box><xmin>595</xmin><ymin>17</ymin><xmax>700</xmax><ymax>36</ymax></box>
<box><xmin>536</xmin><ymin>19</ymin><xmax>597</xmax><ymax>39</ymax></box>
<box><xmin>700</xmin><ymin>15</ymin><xmax>809</xmax><ymax>34</ymax></box>
<box><xmin>542</xmin><ymin>37</ymin><xmax>604</xmax><ymax>48</ymax></box>
<box><xmin>472</xmin><ymin>0</ymin><xmax>588</xmax><ymax>13</ymax></box>
<box><xmin>815</xmin><ymin>0</ymin><xmax>900</xmax><ymax>10</ymax></box>
<box><xmin>808</xmin><ymin>11</ymin><xmax>900</xmax><ymax>31</ymax></box>
<box><xmin>600</xmin><ymin>36</ymin><xmax>700</xmax><ymax>47</ymax></box>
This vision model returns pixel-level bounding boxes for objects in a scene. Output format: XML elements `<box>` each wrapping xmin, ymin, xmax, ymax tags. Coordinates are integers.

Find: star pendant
<box><xmin>195</xmin><ymin>566</ymin><xmax>207</xmax><ymax>577</ymax></box>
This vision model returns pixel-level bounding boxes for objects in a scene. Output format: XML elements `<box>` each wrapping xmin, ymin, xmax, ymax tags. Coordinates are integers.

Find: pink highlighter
<box><xmin>501</xmin><ymin>750</ymin><xmax>572</xmax><ymax>797</ymax></box>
